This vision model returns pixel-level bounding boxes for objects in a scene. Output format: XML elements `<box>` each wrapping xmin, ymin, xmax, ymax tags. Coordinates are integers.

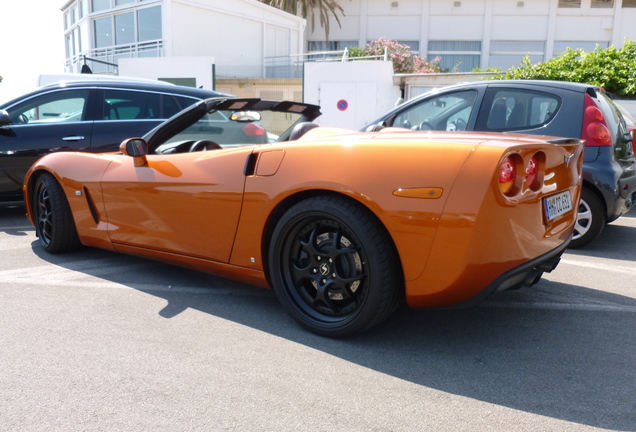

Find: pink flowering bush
<box><xmin>413</xmin><ymin>55</ymin><xmax>444</xmax><ymax>74</ymax></box>
<box><xmin>363</xmin><ymin>38</ymin><xmax>444</xmax><ymax>74</ymax></box>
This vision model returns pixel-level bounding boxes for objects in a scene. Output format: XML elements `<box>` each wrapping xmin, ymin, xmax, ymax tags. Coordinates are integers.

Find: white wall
<box><xmin>616</xmin><ymin>100</ymin><xmax>636</xmax><ymax>119</ymax></box>
<box><xmin>167</xmin><ymin>0</ymin><xmax>304</xmax><ymax>66</ymax></box>
<box><xmin>304</xmin><ymin>61</ymin><xmax>400</xmax><ymax>129</ymax></box>
<box><xmin>119</xmin><ymin>56</ymin><xmax>215</xmax><ymax>89</ymax></box>
<box><xmin>306</xmin><ymin>0</ymin><xmax>636</xmax><ymax>69</ymax></box>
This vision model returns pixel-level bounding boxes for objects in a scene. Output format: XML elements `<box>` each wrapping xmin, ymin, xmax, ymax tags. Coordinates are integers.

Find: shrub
<box><xmin>346</xmin><ymin>46</ymin><xmax>367</xmax><ymax>59</ymax></box>
<box><xmin>496</xmin><ymin>39</ymin><xmax>636</xmax><ymax>97</ymax></box>
<box><xmin>364</xmin><ymin>38</ymin><xmax>444</xmax><ymax>74</ymax></box>
<box><xmin>365</xmin><ymin>38</ymin><xmax>414</xmax><ymax>73</ymax></box>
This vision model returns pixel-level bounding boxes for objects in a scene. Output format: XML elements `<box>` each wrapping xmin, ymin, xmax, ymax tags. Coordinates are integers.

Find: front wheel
<box><xmin>570</xmin><ymin>187</ymin><xmax>605</xmax><ymax>249</ymax></box>
<box><xmin>32</xmin><ymin>173</ymin><xmax>82</xmax><ymax>253</ymax></box>
<box><xmin>268</xmin><ymin>196</ymin><xmax>403</xmax><ymax>338</ymax></box>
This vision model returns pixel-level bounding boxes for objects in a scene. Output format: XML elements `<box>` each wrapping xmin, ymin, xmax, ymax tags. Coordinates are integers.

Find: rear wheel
<box><xmin>32</xmin><ymin>173</ymin><xmax>82</xmax><ymax>253</ymax></box>
<box><xmin>268</xmin><ymin>196</ymin><xmax>403</xmax><ymax>338</ymax></box>
<box><xmin>570</xmin><ymin>187</ymin><xmax>605</xmax><ymax>248</ymax></box>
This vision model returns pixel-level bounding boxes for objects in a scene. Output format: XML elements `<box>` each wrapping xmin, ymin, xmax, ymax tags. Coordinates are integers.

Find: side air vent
<box><xmin>244</xmin><ymin>153</ymin><xmax>258</xmax><ymax>176</ymax></box>
<box><xmin>84</xmin><ymin>187</ymin><xmax>100</xmax><ymax>224</ymax></box>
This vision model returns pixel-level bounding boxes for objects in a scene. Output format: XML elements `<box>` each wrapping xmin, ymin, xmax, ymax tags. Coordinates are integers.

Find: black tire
<box><xmin>570</xmin><ymin>187</ymin><xmax>605</xmax><ymax>249</ymax></box>
<box><xmin>32</xmin><ymin>173</ymin><xmax>82</xmax><ymax>253</ymax></box>
<box><xmin>268</xmin><ymin>195</ymin><xmax>403</xmax><ymax>338</ymax></box>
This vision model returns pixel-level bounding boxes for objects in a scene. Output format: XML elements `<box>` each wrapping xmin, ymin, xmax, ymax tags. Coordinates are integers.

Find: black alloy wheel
<box><xmin>32</xmin><ymin>173</ymin><xmax>82</xmax><ymax>253</ymax></box>
<box><xmin>269</xmin><ymin>195</ymin><xmax>402</xmax><ymax>338</ymax></box>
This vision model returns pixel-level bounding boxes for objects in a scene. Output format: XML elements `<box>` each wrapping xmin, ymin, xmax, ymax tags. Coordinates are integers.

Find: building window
<box><xmin>592</xmin><ymin>0</ymin><xmax>614</xmax><ymax>7</ymax></box>
<box><xmin>94</xmin><ymin>16</ymin><xmax>113</xmax><ymax>48</ymax></box>
<box><xmin>489</xmin><ymin>41</ymin><xmax>544</xmax><ymax>70</ymax></box>
<box><xmin>624</xmin><ymin>0</ymin><xmax>636</xmax><ymax>6</ymax></box>
<box><xmin>397</xmin><ymin>41</ymin><xmax>420</xmax><ymax>53</ymax></box>
<box><xmin>427</xmin><ymin>41</ymin><xmax>481</xmax><ymax>72</ymax></box>
<box><xmin>115</xmin><ymin>12</ymin><xmax>135</xmax><ymax>45</ymax></box>
<box><xmin>79</xmin><ymin>0</ymin><xmax>88</xmax><ymax>18</ymax></box>
<box><xmin>138</xmin><ymin>6</ymin><xmax>162</xmax><ymax>41</ymax></box>
<box><xmin>553</xmin><ymin>41</ymin><xmax>609</xmax><ymax>54</ymax></box>
<box><xmin>92</xmin><ymin>0</ymin><xmax>110</xmax><ymax>13</ymax></box>
<box><xmin>558</xmin><ymin>0</ymin><xmax>580</xmax><ymax>7</ymax></box>
<box><xmin>79</xmin><ymin>21</ymin><xmax>90</xmax><ymax>53</ymax></box>
<box><xmin>308</xmin><ymin>41</ymin><xmax>358</xmax><ymax>52</ymax></box>
<box><xmin>92</xmin><ymin>6</ymin><xmax>162</xmax><ymax>48</ymax></box>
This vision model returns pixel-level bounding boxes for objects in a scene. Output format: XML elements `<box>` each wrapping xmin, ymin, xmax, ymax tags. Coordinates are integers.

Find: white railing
<box><xmin>264</xmin><ymin>48</ymin><xmax>388</xmax><ymax>67</ymax></box>
<box><xmin>65</xmin><ymin>40</ymin><xmax>163</xmax><ymax>74</ymax></box>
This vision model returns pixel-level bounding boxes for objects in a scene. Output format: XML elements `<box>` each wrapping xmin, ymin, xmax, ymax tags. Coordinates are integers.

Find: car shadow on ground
<box><xmin>27</xmin><ymin>239</ymin><xmax>636</xmax><ymax>431</ymax></box>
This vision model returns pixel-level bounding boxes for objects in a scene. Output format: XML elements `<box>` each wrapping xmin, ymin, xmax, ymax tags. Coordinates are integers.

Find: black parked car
<box><xmin>0</xmin><ymin>79</ymin><xmax>232</xmax><ymax>202</ymax></box>
<box><xmin>365</xmin><ymin>80</ymin><xmax>636</xmax><ymax>248</ymax></box>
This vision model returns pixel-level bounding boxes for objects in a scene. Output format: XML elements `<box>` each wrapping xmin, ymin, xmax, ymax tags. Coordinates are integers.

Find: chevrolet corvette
<box><xmin>23</xmin><ymin>97</ymin><xmax>584</xmax><ymax>337</ymax></box>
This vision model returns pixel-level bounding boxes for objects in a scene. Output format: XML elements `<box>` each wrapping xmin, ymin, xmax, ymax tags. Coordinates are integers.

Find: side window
<box><xmin>103</xmin><ymin>89</ymin><xmax>166</xmax><ymax>120</ymax></box>
<box><xmin>393</xmin><ymin>90</ymin><xmax>477</xmax><ymax>131</ymax></box>
<box><xmin>7</xmin><ymin>89</ymin><xmax>89</xmax><ymax>125</ymax></box>
<box><xmin>480</xmin><ymin>89</ymin><xmax>560</xmax><ymax>131</ymax></box>
<box><xmin>174</xmin><ymin>95</ymin><xmax>200</xmax><ymax>111</ymax></box>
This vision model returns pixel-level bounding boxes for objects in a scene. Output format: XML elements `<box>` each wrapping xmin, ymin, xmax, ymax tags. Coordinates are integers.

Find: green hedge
<box><xmin>489</xmin><ymin>39</ymin><xmax>636</xmax><ymax>97</ymax></box>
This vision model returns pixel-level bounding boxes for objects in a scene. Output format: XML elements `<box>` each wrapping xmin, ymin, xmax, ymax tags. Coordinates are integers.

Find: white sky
<box><xmin>0</xmin><ymin>0</ymin><xmax>66</xmax><ymax>104</ymax></box>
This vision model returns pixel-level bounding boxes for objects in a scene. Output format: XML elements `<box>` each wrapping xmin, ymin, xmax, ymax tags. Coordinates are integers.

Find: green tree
<box><xmin>259</xmin><ymin>0</ymin><xmax>346</xmax><ymax>40</ymax></box>
<box><xmin>493</xmin><ymin>39</ymin><xmax>636</xmax><ymax>97</ymax></box>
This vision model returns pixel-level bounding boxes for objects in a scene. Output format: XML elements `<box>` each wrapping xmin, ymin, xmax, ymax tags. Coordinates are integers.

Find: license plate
<box><xmin>544</xmin><ymin>190</ymin><xmax>573</xmax><ymax>221</ymax></box>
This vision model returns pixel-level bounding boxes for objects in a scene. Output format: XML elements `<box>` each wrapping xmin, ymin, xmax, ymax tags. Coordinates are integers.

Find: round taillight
<box><xmin>499</xmin><ymin>156</ymin><xmax>516</xmax><ymax>195</ymax></box>
<box><xmin>585</xmin><ymin>105</ymin><xmax>604</xmax><ymax>122</ymax></box>
<box><xmin>582</xmin><ymin>95</ymin><xmax>612</xmax><ymax>147</ymax></box>
<box><xmin>525</xmin><ymin>155</ymin><xmax>538</xmax><ymax>187</ymax></box>
<box><xmin>586</xmin><ymin>122</ymin><xmax>612</xmax><ymax>145</ymax></box>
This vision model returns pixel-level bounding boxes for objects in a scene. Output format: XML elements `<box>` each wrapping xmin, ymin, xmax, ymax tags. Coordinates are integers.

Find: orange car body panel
<box><xmin>24</xmin><ymin>128</ymin><xmax>583</xmax><ymax>308</ymax></box>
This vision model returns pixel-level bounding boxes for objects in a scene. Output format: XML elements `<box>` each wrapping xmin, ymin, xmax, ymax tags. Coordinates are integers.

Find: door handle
<box><xmin>63</xmin><ymin>135</ymin><xmax>85</xmax><ymax>141</ymax></box>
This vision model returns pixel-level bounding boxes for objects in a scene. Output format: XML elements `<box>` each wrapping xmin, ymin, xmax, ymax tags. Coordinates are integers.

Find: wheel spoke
<box><xmin>573</xmin><ymin>200</ymin><xmax>592</xmax><ymax>239</ymax></box>
<box><xmin>285</xmin><ymin>222</ymin><xmax>369</xmax><ymax>316</ymax></box>
<box><xmin>36</xmin><ymin>184</ymin><xmax>53</xmax><ymax>245</ymax></box>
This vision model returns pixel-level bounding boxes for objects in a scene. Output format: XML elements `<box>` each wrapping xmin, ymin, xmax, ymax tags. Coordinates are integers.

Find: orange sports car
<box><xmin>23</xmin><ymin>97</ymin><xmax>584</xmax><ymax>337</ymax></box>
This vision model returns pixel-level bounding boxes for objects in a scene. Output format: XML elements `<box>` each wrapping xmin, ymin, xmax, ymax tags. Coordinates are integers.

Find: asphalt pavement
<box><xmin>1</xmin><ymin>201</ymin><xmax>634</xmax><ymax>432</ymax></box>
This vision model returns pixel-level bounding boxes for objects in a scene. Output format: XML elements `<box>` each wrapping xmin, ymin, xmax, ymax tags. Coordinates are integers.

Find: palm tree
<box><xmin>260</xmin><ymin>0</ymin><xmax>346</xmax><ymax>40</ymax></box>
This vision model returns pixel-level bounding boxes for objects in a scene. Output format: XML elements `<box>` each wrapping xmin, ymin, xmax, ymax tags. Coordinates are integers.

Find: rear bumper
<box><xmin>618</xmin><ymin>173</ymin><xmax>636</xmax><ymax>202</ymax></box>
<box><xmin>438</xmin><ymin>237</ymin><xmax>570</xmax><ymax>309</ymax></box>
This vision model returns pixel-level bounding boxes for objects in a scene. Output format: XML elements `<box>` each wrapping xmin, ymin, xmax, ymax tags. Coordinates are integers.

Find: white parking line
<box><xmin>559</xmin><ymin>257</ymin><xmax>636</xmax><ymax>276</ymax></box>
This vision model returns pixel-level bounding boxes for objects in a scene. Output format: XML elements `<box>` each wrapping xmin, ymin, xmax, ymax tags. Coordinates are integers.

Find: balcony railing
<box><xmin>65</xmin><ymin>40</ymin><xmax>163</xmax><ymax>74</ymax></box>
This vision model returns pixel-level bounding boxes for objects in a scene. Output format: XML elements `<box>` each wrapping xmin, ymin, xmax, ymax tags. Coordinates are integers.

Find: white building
<box><xmin>60</xmin><ymin>0</ymin><xmax>636</xmax><ymax>79</ymax></box>
<box><xmin>60</xmin><ymin>0</ymin><xmax>305</xmax><ymax>86</ymax></box>
<box><xmin>306</xmin><ymin>0</ymin><xmax>636</xmax><ymax>72</ymax></box>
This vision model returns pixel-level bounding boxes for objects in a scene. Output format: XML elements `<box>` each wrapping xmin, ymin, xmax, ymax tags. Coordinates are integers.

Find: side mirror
<box><xmin>120</xmin><ymin>138</ymin><xmax>148</xmax><ymax>167</ymax></box>
<box><xmin>0</xmin><ymin>110</ymin><xmax>10</xmax><ymax>126</ymax></box>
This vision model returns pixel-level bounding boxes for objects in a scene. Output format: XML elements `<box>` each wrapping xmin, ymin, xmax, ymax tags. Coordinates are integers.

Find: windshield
<box><xmin>147</xmin><ymin>98</ymin><xmax>321</xmax><ymax>154</ymax></box>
